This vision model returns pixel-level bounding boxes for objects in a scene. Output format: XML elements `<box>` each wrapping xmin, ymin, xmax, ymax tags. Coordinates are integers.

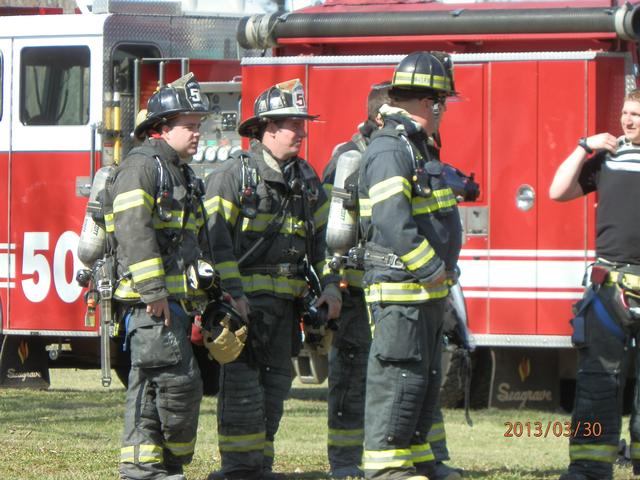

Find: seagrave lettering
<box><xmin>6</xmin><ymin>369</ymin><xmax>43</xmax><ymax>381</ymax></box>
<box><xmin>496</xmin><ymin>382</ymin><xmax>552</xmax><ymax>408</ymax></box>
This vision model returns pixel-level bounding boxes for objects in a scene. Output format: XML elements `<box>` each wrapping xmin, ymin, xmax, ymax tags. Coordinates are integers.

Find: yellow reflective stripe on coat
<box><xmin>114</xmin><ymin>275</ymin><xmax>203</xmax><ymax>300</ymax></box>
<box><xmin>165</xmin><ymin>438</ymin><xmax>196</xmax><ymax>457</ymax></box>
<box><xmin>314</xmin><ymin>197</ymin><xmax>329</xmax><ymax>230</ymax></box>
<box><xmin>344</xmin><ymin>268</ymin><xmax>364</xmax><ymax>289</ymax></box>
<box><xmin>363</xmin><ymin>448</ymin><xmax>413</xmax><ymax>470</ymax></box>
<box><xmin>218</xmin><ymin>432</ymin><xmax>265</xmax><ymax>453</ymax></box>
<box><xmin>365</xmin><ymin>281</ymin><xmax>449</xmax><ymax>303</ymax></box>
<box><xmin>427</xmin><ymin>422</ymin><xmax>446</xmax><ymax>444</ymax></box>
<box><xmin>113</xmin><ymin>189</ymin><xmax>154</xmax><ymax>214</ymax></box>
<box><xmin>631</xmin><ymin>441</ymin><xmax>640</xmax><ymax>459</ymax></box>
<box><xmin>432</xmin><ymin>187</ymin><xmax>457</xmax><ymax>207</ymax></box>
<box><xmin>316</xmin><ymin>259</ymin><xmax>332</xmax><ymax>278</ymax></box>
<box><xmin>129</xmin><ymin>257</ymin><xmax>164</xmax><ymax>283</ymax></box>
<box><xmin>328</xmin><ymin>427</ymin><xmax>364</xmax><ymax>447</ymax></box>
<box><xmin>369</xmin><ymin>176</ymin><xmax>411</xmax><ymax>206</ymax></box>
<box><xmin>114</xmin><ymin>278</ymin><xmax>140</xmax><ymax>299</ymax></box>
<box><xmin>153</xmin><ymin>210</ymin><xmax>201</xmax><ymax>231</ymax></box>
<box><xmin>264</xmin><ymin>440</ymin><xmax>274</xmax><ymax>459</ymax></box>
<box><xmin>241</xmin><ymin>274</ymin><xmax>307</xmax><ymax>297</ymax></box>
<box><xmin>120</xmin><ymin>444</ymin><xmax>163</xmax><ymax>464</ymax></box>
<box><xmin>359</xmin><ymin>197</ymin><xmax>372</xmax><ymax>218</ymax></box>
<box><xmin>412</xmin><ymin>188</ymin><xmax>457</xmax><ymax>215</ymax></box>
<box><xmin>322</xmin><ymin>262</ymin><xmax>334</xmax><ymax>278</ymax></box>
<box><xmin>400</xmin><ymin>239</ymin><xmax>435</xmax><ymax>272</ymax></box>
<box><xmin>410</xmin><ymin>442</ymin><xmax>435</xmax><ymax>463</ymax></box>
<box><xmin>216</xmin><ymin>260</ymin><xmax>241</xmax><ymax>281</ymax></box>
<box><xmin>393</xmin><ymin>71</ymin><xmax>453</xmax><ymax>91</ymax></box>
<box><xmin>105</xmin><ymin>212</ymin><xmax>115</xmax><ymax>233</ymax></box>
<box><xmin>165</xmin><ymin>274</ymin><xmax>189</xmax><ymax>294</ymax></box>
<box><xmin>204</xmin><ymin>195</ymin><xmax>240</xmax><ymax>225</ymax></box>
<box><xmin>241</xmin><ymin>213</ymin><xmax>306</xmax><ymax>236</ymax></box>
<box><xmin>569</xmin><ymin>443</ymin><xmax>617</xmax><ymax>463</ymax></box>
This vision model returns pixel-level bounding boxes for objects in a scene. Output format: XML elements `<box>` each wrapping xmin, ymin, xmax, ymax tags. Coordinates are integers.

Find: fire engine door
<box><xmin>0</xmin><ymin>39</ymin><xmax>11</xmax><ymax>331</ymax></box>
<box><xmin>8</xmin><ymin>35</ymin><xmax>102</xmax><ymax>333</ymax></box>
<box><xmin>482</xmin><ymin>58</ymin><xmax>591</xmax><ymax>338</ymax></box>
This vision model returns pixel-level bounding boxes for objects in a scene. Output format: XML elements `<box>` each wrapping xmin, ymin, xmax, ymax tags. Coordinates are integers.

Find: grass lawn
<box><xmin>0</xmin><ymin>369</ymin><xmax>634</xmax><ymax>479</ymax></box>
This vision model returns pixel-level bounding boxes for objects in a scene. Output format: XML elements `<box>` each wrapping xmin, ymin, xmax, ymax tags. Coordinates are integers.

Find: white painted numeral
<box><xmin>21</xmin><ymin>231</ymin><xmax>83</xmax><ymax>303</ymax></box>
<box><xmin>21</xmin><ymin>232</ymin><xmax>51</xmax><ymax>303</ymax></box>
<box><xmin>53</xmin><ymin>231</ymin><xmax>82</xmax><ymax>303</ymax></box>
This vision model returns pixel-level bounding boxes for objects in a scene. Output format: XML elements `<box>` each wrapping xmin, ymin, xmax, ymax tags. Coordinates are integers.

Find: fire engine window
<box><xmin>20</xmin><ymin>46</ymin><xmax>90</xmax><ymax>126</ymax></box>
<box><xmin>111</xmin><ymin>44</ymin><xmax>160</xmax><ymax>94</ymax></box>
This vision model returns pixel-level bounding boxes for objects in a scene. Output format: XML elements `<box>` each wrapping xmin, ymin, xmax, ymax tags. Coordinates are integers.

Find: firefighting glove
<box><xmin>202</xmin><ymin>312</ymin><xmax>248</xmax><ymax>364</ymax></box>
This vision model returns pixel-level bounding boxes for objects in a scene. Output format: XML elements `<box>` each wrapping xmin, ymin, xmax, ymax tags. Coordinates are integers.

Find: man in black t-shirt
<box><xmin>549</xmin><ymin>89</ymin><xmax>640</xmax><ymax>480</ymax></box>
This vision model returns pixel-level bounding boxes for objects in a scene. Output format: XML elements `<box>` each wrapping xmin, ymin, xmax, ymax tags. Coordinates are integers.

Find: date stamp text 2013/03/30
<box><xmin>504</xmin><ymin>421</ymin><xmax>602</xmax><ymax>438</ymax></box>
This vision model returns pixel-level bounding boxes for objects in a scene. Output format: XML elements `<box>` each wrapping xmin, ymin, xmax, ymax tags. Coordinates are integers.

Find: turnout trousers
<box><xmin>328</xmin><ymin>288</ymin><xmax>371</xmax><ymax>475</ymax></box>
<box><xmin>363</xmin><ymin>299</ymin><xmax>445</xmax><ymax>480</ymax></box>
<box><xmin>216</xmin><ymin>294</ymin><xmax>295</xmax><ymax>479</ymax></box>
<box><xmin>568</xmin><ymin>282</ymin><xmax>640</xmax><ymax>479</ymax></box>
<box><xmin>427</xmin><ymin>407</ymin><xmax>450</xmax><ymax>463</ymax></box>
<box><xmin>119</xmin><ymin>302</ymin><xmax>203</xmax><ymax>480</ymax></box>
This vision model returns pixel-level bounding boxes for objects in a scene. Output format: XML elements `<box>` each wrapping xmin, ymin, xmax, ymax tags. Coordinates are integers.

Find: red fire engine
<box><xmin>0</xmin><ymin>1</ymin><xmax>244</xmax><ymax>393</ymax></box>
<box><xmin>236</xmin><ymin>0</ymin><xmax>640</xmax><ymax>409</ymax></box>
<box><xmin>1</xmin><ymin>0</ymin><xmax>639</xmax><ymax>410</ymax></box>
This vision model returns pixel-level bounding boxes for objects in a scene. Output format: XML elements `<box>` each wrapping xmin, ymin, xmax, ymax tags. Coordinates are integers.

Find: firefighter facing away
<box><xmin>550</xmin><ymin>90</ymin><xmax>640</xmax><ymax>480</ymax></box>
<box><xmin>324</xmin><ymin>79</ymin><xmax>462</xmax><ymax>480</ymax></box>
<box><xmin>358</xmin><ymin>51</ymin><xmax>461</xmax><ymax>480</ymax></box>
<box><xmin>106</xmin><ymin>72</ymin><xmax>212</xmax><ymax>480</ymax></box>
<box><xmin>203</xmin><ymin>79</ymin><xmax>341</xmax><ymax>480</ymax></box>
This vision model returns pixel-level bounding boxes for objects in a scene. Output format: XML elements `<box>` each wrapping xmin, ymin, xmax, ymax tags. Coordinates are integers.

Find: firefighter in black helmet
<box><xmin>108</xmin><ymin>72</ymin><xmax>212</xmax><ymax>480</ymax></box>
<box><xmin>391</xmin><ymin>50</ymin><xmax>456</xmax><ymax>94</ymax></box>
<box><xmin>203</xmin><ymin>79</ymin><xmax>341</xmax><ymax>480</ymax></box>
<box><xmin>358</xmin><ymin>52</ymin><xmax>462</xmax><ymax>480</ymax></box>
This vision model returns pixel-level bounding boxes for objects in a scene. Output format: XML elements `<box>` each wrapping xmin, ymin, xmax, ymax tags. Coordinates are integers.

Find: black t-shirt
<box><xmin>578</xmin><ymin>140</ymin><xmax>640</xmax><ymax>264</ymax></box>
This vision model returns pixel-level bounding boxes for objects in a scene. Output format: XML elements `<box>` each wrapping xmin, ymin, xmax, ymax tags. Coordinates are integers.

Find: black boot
<box><xmin>418</xmin><ymin>461</ymin><xmax>463</xmax><ymax>480</ymax></box>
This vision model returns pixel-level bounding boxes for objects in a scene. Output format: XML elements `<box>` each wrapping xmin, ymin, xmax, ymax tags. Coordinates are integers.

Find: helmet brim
<box><xmin>390</xmin><ymin>85</ymin><xmax>459</xmax><ymax>97</ymax></box>
<box><xmin>237</xmin><ymin>112</ymin><xmax>319</xmax><ymax>138</ymax></box>
<box><xmin>133</xmin><ymin>109</ymin><xmax>212</xmax><ymax>139</ymax></box>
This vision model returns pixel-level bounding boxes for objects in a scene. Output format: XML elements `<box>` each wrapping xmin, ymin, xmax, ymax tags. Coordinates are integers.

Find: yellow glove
<box><xmin>202</xmin><ymin>313</ymin><xmax>248</xmax><ymax>364</ymax></box>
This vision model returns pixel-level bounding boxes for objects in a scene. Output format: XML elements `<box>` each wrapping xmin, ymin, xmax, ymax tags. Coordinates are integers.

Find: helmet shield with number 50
<box><xmin>134</xmin><ymin>72</ymin><xmax>212</xmax><ymax>139</ymax></box>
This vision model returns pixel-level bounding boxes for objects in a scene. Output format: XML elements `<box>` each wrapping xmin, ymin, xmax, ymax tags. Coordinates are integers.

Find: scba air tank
<box><xmin>326</xmin><ymin>149</ymin><xmax>362</xmax><ymax>255</ymax></box>
<box><xmin>78</xmin><ymin>166</ymin><xmax>111</xmax><ymax>266</ymax></box>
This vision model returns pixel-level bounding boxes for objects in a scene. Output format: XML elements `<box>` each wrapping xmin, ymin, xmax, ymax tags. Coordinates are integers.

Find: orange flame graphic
<box><xmin>18</xmin><ymin>341</ymin><xmax>29</xmax><ymax>365</ymax></box>
<box><xmin>518</xmin><ymin>357</ymin><xmax>531</xmax><ymax>382</ymax></box>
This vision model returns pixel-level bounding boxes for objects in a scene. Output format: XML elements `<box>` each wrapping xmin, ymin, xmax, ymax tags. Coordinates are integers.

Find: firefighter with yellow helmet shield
<box><xmin>203</xmin><ymin>79</ymin><xmax>341</xmax><ymax>479</ymax></box>
<box><xmin>359</xmin><ymin>52</ymin><xmax>461</xmax><ymax>480</ymax></box>
<box><xmin>107</xmin><ymin>72</ymin><xmax>212</xmax><ymax>480</ymax></box>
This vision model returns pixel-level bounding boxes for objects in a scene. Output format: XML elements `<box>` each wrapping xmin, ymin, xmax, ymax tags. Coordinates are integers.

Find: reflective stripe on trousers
<box><xmin>119</xmin><ymin>303</ymin><xmax>202</xmax><ymax>480</ymax></box>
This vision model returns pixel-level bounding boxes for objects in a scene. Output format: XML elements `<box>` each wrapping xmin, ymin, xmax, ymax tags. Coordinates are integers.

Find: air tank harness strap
<box><xmin>591</xmin><ymin>292</ymin><xmax>626</xmax><ymax>342</ymax></box>
<box><xmin>575</xmin><ymin>283</ymin><xmax>626</xmax><ymax>343</ymax></box>
<box><xmin>153</xmin><ymin>155</ymin><xmax>192</xmax><ymax>255</ymax></box>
